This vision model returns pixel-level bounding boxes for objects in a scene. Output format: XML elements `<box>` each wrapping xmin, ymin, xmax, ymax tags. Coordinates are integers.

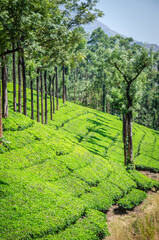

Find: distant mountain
<box><xmin>84</xmin><ymin>20</ymin><xmax>159</xmax><ymax>51</ymax></box>
<box><xmin>84</xmin><ymin>20</ymin><xmax>123</xmax><ymax>37</ymax></box>
<box><xmin>135</xmin><ymin>41</ymin><xmax>159</xmax><ymax>52</ymax></box>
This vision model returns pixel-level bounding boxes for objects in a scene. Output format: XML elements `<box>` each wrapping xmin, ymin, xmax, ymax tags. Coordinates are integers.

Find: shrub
<box><xmin>118</xmin><ymin>189</ymin><xmax>147</xmax><ymax>210</ymax></box>
<box><xmin>129</xmin><ymin>170</ymin><xmax>159</xmax><ymax>190</ymax></box>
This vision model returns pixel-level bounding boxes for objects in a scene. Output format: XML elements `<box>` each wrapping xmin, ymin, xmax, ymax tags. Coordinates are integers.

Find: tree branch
<box><xmin>131</xmin><ymin>64</ymin><xmax>146</xmax><ymax>82</ymax></box>
<box><xmin>113</xmin><ymin>63</ymin><xmax>128</xmax><ymax>83</ymax></box>
<box><xmin>0</xmin><ymin>48</ymin><xmax>19</xmax><ymax>57</ymax></box>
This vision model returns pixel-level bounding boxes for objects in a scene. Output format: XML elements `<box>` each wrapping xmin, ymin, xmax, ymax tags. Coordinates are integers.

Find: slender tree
<box><xmin>13</xmin><ymin>43</ymin><xmax>17</xmax><ymax>112</ymax></box>
<box><xmin>18</xmin><ymin>53</ymin><xmax>22</xmax><ymax>113</ymax></box>
<box><xmin>37</xmin><ymin>69</ymin><xmax>40</xmax><ymax>122</ymax></box>
<box><xmin>102</xmin><ymin>83</ymin><xmax>106</xmax><ymax>113</ymax></box>
<box><xmin>55</xmin><ymin>67</ymin><xmax>58</xmax><ymax>110</ymax></box>
<box><xmin>44</xmin><ymin>70</ymin><xmax>47</xmax><ymax>124</ymax></box>
<box><xmin>65</xmin><ymin>85</ymin><xmax>67</xmax><ymax>101</ymax></box>
<box><xmin>49</xmin><ymin>75</ymin><xmax>52</xmax><ymax>120</ymax></box>
<box><xmin>30</xmin><ymin>68</ymin><xmax>34</xmax><ymax>120</ymax></box>
<box><xmin>74</xmin><ymin>69</ymin><xmax>76</xmax><ymax>103</ymax></box>
<box><xmin>63</xmin><ymin>65</ymin><xmax>65</xmax><ymax>103</ymax></box>
<box><xmin>2</xmin><ymin>56</ymin><xmax>9</xmax><ymax>118</ymax></box>
<box><xmin>0</xmin><ymin>63</ymin><xmax>3</xmax><ymax>140</ymax></box>
<box><xmin>40</xmin><ymin>70</ymin><xmax>44</xmax><ymax>124</ymax></box>
<box><xmin>52</xmin><ymin>74</ymin><xmax>55</xmax><ymax>114</ymax></box>
<box><xmin>21</xmin><ymin>53</ymin><xmax>27</xmax><ymax>116</ymax></box>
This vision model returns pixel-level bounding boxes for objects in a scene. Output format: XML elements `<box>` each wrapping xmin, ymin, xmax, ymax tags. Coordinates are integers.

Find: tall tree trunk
<box><xmin>18</xmin><ymin>53</ymin><xmax>22</xmax><ymax>113</ymax></box>
<box><xmin>49</xmin><ymin>75</ymin><xmax>52</xmax><ymax>120</ymax></box>
<box><xmin>63</xmin><ymin>65</ymin><xmax>65</xmax><ymax>104</ymax></box>
<box><xmin>40</xmin><ymin>70</ymin><xmax>44</xmax><ymax>124</ymax></box>
<box><xmin>123</xmin><ymin>114</ymin><xmax>128</xmax><ymax>166</ymax></box>
<box><xmin>37</xmin><ymin>69</ymin><xmax>40</xmax><ymax>122</ymax></box>
<box><xmin>52</xmin><ymin>74</ymin><xmax>55</xmax><ymax>114</ymax></box>
<box><xmin>102</xmin><ymin>83</ymin><xmax>106</xmax><ymax>113</ymax></box>
<box><xmin>13</xmin><ymin>43</ymin><xmax>17</xmax><ymax>112</ymax></box>
<box><xmin>74</xmin><ymin>69</ymin><xmax>76</xmax><ymax>104</ymax></box>
<box><xmin>65</xmin><ymin>85</ymin><xmax>67</xmax><ymax>101</ymax></box>
<box><xmin>44</xmin><ymin>70</ymin><xmax>47</xmax><ymax>124</ymax></box>
<box><xmin>30</xmin><ymin>69</ymin><xmax>34</xmax><ymax>120</ymax></box>
<box><xmin>2</xmin><ymin>55</ymin><xmax>9</xmax><ymax>118</ymax></box>
<box><xmin>81</xmin><ymin>91</ymin><xmax>83</xmax><ymax>104</ymax></box>
<box><xmin>85</xmin><ymin>69</ymin><xmax>88</xmax><ymax>106</ymax></box>
<box><xmin>125</xmin><ymin>82</ymin><xmax>134</xmax><ymax>168</ymax></box>
<box><xmin>85</xmin><ymin>84</ymin><xmax>88</xmax><ymax>107</ymax></box>
<box><xmin>21</xmin><ymin>53</ymin><xmax>27</xmax><ymax>116</ymax></box>
<box><xmin>106</xmin><ymin>101</ymin><xmax>110</xmax><ymax>113</ymax></box>
<box><xmin>127</xmin><ymin>110</ymin><xmax>133</xmax><ymax>165</ymax></box>
<box><xmin>55</xmin><ymin>67</ymin><xmax>58</xmax><ymax>110</ymax></box>
<box><xmin>0</xmin><ymin>63</ymin><xmax>3</xmax><ymax>139</ymax></box>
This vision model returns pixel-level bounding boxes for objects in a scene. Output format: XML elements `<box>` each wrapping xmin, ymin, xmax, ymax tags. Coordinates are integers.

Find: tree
<box><xmin>12</xmin><ymin>43</ymin><xmax>17</xmax><ymax>112</ymax></box>
<box><xmin>37</xmin><ymin>69</ymin><xmax>40</xmax><ymax>122</ymax></box>
<box><xmin>0</xmin><ymin>63</ymin><xmax>2</xmax><ymax>139</ymax></box>
<box><xmin>108</xmin><ymin>46</ymin><xmax>155</xmax><ymax>168</ymax></box>
<box><xmin>18</xmin><ymin>52</ymin><xmax>22</xmax><ymax>113</ymax></box>
<box><xmin>1</xmin><ymin>56</ymin><xmax>9</xmax><ymax>118</ymax></box>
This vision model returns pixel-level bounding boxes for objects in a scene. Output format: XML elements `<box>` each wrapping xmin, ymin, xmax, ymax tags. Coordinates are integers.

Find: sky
<box><xmin>96</xmin><ymin>0</ymin><xmax>159</xmax><ymax>45</ymax></box>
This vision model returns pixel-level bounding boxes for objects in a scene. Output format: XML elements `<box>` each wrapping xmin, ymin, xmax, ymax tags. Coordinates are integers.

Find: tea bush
<box><xmin>118</xmin><ymin>189</ymin><xmax>147</xmax><ymax>210</ymax></box>
<box><xmin>0</xmin><ymin>83</ymin><xmax>158</xmax><ymax>239</ymax></box>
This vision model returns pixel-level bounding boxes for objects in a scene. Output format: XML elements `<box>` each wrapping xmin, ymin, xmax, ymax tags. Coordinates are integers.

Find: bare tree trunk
<box><xmin>106</xmin><ymin>102</ymin><xmax>110</xmax><ymax>113</ymax></box>
<box><xmin>49</xmin><ymin>75</ymin><xmax>52</xmax><ymax>120</ymax></box>
<box><xmin>55</xmin><ymin>67</ymin><xmax>58</xmax><ymax>110</ymax></box>
<box><xmin>127</xmin><ymin>110</ymin><xmax>133</xmax><ymax>165</ymax></box>
<box><xmin>44</xmin><ymin>70</ymin><xmax>47</xmax><ymax>124</ymax></box>
<box><xmin>52</xmin><ymin>74</ymin><xmax>55</xmax><ymax>114</ymax></box>
<box><xmin>85</xmin><ymin>69</ymin><xmax>88</xmax><ymax>107</ymax></box>
<box><xmin>81</xmin><ymin>91</ymin><xmax>83</xmax><ymax>104</ymax></box>
<box><xmin>37</xmin><ymin>69</ymin><xmax>40</xmax><ymax>122</ymax></box>
<box><xmin>85</xmin><ymin>84</ymin><xmax>88</xmax><ymax>107</ymax></box>
<box><xmin>63</xmin><ymin>65</ymin><xmax>65</xmax><ymax>104</ymax></box>
<box><xmin>125</xmin><ymin>82</ymin><xmax>134</xmax><ymax>168</ymax></box>
<box><xmin>30</xmin><ymin>69</ymin><xmax>34</xmax><ymax>120</ymax></box>
<box><xmin>0</xmin><ymin>63</ymin><xmax>3</xmax><ymax>139</ymax></box>
<box><xmin>65</xmin><ymin>85</ymin><xmax>67</xmax><ymax>101</ymax></box>
<box><xmin>13</xmin><ymin>43</ymin><xmax>17</xmax><ymax>112</ymax></box>
<box><xmin>74</xmin><ymin>69</ymin><xmax>76</xmax><ymax>104</ymax></box>
<box><xmin>21</xmin><ymin>53</ymin><xmax>27</xmax><ymax>116</ymax></box>
<box><xmin>0</xmin><ymin>93</ymin><xmax>2</xmax><ymax>139</ymax></box>
<box><xmin>18</xmin><ymin>53</ymin><xmax>22</xmax><ymax>113</ymax></box>
<box><xmin>123</xmin><ymin>114</ymin><xmax>128</xmax><ymax>166</ymax></box>
<box><xmin>2</xmin><ymin>56</ymin><xmax>9</xmax><ymax>118</ymax></box>
<box><xmin>102</xmin><ymin>83</ymin><xmax>106</xmax><ymax>113</ymax></box>
<box><xmin>40</xmin><ymin>70</ymin><xmax>44</xmax><ymax>124</ymax></box>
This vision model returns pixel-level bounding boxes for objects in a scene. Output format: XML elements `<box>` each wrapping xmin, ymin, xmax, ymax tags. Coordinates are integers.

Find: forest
<box><xmin>0</xmin><ymin>0</ymin><xmax>159</xmax><ymax>239</ymax></box>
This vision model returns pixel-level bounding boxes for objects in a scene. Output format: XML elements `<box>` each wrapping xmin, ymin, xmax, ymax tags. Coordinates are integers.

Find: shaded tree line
<box><xmin>0</xmin><ymin>0</ymin><xmax>103</xmax><ymax>137</ymax></box>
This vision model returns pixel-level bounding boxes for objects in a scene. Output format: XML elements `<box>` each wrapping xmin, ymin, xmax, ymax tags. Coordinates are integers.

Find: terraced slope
<box><xmin>0</xmin><ymin>83</ymin><xmax>159</xmax><ymax>240</ymax></box>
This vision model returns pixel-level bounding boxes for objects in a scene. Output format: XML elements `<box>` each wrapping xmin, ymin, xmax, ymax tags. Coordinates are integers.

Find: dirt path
<box><xmin>104</xmin><ymin>172</ymin><xmax>159</xmax><ymax>240</ymax></box>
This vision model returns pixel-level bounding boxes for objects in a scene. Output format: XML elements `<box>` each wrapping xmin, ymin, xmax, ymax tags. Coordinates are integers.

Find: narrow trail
<box><xmin>104</xmin><ymin>171</ymin><xmax>159</xmax><ymax>240</ymax></box>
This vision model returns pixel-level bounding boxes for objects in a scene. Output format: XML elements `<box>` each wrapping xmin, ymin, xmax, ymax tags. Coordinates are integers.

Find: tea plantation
<box><xmin>0</xmin><ymin>83</ymin><xmax>159</xmax><ymax>239</ymax></box>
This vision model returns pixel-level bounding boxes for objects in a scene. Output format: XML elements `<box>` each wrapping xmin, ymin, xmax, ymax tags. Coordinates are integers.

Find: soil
<box><xmin>104</xmin><ymin>171</ymin><xmax>159</xmax><ymax>240</ymax></box>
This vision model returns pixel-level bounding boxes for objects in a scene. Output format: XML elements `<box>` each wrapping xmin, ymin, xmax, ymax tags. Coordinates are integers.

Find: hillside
<box><xmin>84</xmin><ymin>20</ymin><xmax>159</xmax><ymax>51</ymax></box>
<box><xmin>84</xmin><ymin>20</ymin><xmax>123</xmax><ymax>37</ymax></box>
<box><xmin>0</xmin><ymin>83</ymin><xmax>159</xmax><ymax>240</ymax></box>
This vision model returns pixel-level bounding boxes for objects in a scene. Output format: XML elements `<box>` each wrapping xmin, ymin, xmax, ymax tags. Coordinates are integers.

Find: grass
<box><xmin>105</xmin><ymin>193</ymin><xmax>159</xmax><ymax>240</ymax></box>
<box><xmin>0</xmin><ymin>83</ymin><xmax>159</xmax><ymax>239</ymax></box>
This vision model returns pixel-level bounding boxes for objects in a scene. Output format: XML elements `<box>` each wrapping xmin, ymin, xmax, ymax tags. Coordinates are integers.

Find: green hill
<box><xmin>0</xmin><ymin>83</ymin><xmax>159</xmax><ymax>240</ymax></box>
